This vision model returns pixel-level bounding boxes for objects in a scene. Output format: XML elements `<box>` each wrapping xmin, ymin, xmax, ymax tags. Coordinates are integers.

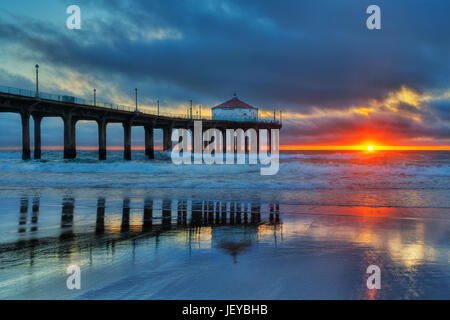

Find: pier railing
<box><xmin>0</xmin><ymin>85</ymin><xmax>280</xmax><ymax>124</ymax></box>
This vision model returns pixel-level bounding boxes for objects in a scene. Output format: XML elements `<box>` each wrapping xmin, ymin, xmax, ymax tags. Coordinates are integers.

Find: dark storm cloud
<box><xmin>426</xmin><ymin>99</ymin><xmax>450</xmax><ymax>123</ymax></box>
<box><xmin>1</xmin><ymin>0</ymin><xmax>449</xmax><ymax>109</ymax></box>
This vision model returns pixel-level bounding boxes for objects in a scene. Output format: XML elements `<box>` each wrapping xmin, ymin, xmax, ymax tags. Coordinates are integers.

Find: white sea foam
<box><xmin>0</xmin><ymin>151</ymin><xmax>448</xmax><ymax>191</ymax></box>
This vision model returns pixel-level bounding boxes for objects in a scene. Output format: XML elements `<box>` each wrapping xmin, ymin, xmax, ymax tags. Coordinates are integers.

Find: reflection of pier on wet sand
<box><xmin>4</xmin><ymin>196</ymin><xmax>282</xmax><ymax>265</ymax></box>
<box><xmin>1</xmin><ymin>193</ymin><xmax>449</xmax><ymax>300</ymax></box>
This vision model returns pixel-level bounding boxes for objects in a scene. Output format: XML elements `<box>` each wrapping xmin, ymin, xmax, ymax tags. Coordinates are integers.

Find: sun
<box><xmin>367</xmin><ymin>145</ymin><xmax>374</xmax><ymax>151</ymax></box>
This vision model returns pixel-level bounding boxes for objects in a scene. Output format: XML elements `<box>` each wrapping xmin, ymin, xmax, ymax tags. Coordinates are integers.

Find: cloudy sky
<box><xmin>0</xmin><ymin>0</ymin><xmax>448</xmax><ymax>148</ymax></box>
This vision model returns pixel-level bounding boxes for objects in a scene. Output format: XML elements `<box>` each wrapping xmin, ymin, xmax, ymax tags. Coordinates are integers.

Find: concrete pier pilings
<box><xmin>97</xmin><ymin>119</ymin><xmax>107</xmax><ymax>161</ymax></box>
<box><xmin>220</xmin><ymin>128</ymin><xmax>226</xmax><ymax>154</ymax></box>
<box><xmin>123</xmin><ymin>122</ymin><xmax>132</xmax><ymax>161</ymax></box>
<box><xmin>162</xmin><ymin>125</ymin><xmax>173</xmax><ymax>152</ymax></box>
<box><xmin>32</xmin><ymin>114</ymin><xmax>42</xmax><ymax>160</ymax></box>
<box><xmin>20</xmin><ymin>111</ymin><xmax>31</xmax><ymax>160</ymax></box>
<box><xmin>0</xmin><ymin>91</ymin><xmax>281</xmax><ymax>161</ymax></box>
<box><xmin>144</xmin><ymin>125</ymin><xmax>154</xmax><ymax>159</ymax></box>
<box><xmin>63</xmin><ymin>113</ymin><xmax>77</xmax><ymax>159</ymax></box>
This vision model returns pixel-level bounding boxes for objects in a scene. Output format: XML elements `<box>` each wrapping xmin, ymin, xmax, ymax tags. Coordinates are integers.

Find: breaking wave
<box><xmin>0</xmin><ymin>150</ymin><xmax>448</xmax><ymax>191</ymax></box>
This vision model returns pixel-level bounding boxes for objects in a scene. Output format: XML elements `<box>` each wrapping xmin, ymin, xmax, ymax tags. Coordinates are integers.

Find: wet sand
<box><xmin>0</xmin><ymin>187</ymin><xmax>448</xmax><ymax>300</ymax></box>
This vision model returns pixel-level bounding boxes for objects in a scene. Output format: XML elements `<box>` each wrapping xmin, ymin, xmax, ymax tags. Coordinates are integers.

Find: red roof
<box><xmin>212</xmin><ymin>96</ymin><xmax>258</xmax><ymax>110</ymax></box>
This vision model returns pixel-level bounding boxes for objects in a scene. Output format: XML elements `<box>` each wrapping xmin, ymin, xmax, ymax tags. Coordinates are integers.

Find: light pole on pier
<box><xmin>94</xmin><ymin>88</ymin><xmax>96</xmax><ymax>106</ymax></box>
<box><xmin>135</xmin><ymin>88</ymin><xmax>138</xmax><ymax>112</ymax></box>
<box><xmin>190</xmin><ymin>100</ymin><xmax>193</xmax><ymax>120</ymax></box>
<box><xmin>35</xmin><ymin>64</ymin><xmax>39</xmax><ymax>98</ymax></box>
<box><xmin>157</xmin><ymin>99</ymin><xmax>160</xmax><ymax>116</ymax></box>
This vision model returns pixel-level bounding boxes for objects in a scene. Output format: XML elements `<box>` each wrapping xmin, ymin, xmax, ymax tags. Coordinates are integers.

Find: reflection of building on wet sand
<box><xmin>8</xmin><ymin>196</ymin><xmax>444</xmax><ymax>272</ymax></box>
<box><xmin>3</xmin><ymin>195</ymin><xmax>448</xmax><ymax>299</ymax></box>
<box><xmin>7</xmin><ymin>196</ymin><xmax>282</xmax><ymax>265</ymax></box>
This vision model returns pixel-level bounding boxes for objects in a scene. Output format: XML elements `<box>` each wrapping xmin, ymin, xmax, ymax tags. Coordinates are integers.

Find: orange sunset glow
<box><xmin>0</xmin><ymin>145</ymin><xmax>449</xmax><ymax>151</ymax></box>
<box><xmin>279</xmin><ymin>145</ymin><xmax>450</xmax><ymax>151</ymax></box>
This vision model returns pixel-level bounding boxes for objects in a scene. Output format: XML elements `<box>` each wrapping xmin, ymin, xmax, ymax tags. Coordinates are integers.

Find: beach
<box><xmin>0</xmin><ymin>150</ymin><xmax>448</xmax><ymax>299</ymax></box>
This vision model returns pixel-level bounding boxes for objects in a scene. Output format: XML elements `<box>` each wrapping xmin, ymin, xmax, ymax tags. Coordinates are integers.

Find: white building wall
<box><xmin>212</xmin><ymin>107</ymin><xmax>258</xmax><ymax>121</ymax></box>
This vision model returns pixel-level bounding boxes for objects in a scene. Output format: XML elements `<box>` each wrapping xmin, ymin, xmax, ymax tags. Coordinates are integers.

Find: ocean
<box><xmin>0</xmin><ymin>150</ymin><xmax>448</xmax><ymax>299</ymax></box>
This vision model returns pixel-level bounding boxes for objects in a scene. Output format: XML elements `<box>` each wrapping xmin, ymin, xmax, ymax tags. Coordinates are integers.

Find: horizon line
<box><xmin>0</xmin><ymin>145</ymin><xmax>449</xmax><ymax>151</ymax></box>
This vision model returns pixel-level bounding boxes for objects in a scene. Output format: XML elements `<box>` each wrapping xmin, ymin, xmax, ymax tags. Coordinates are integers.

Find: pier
<box><xmin>0</xmin><ymin>86</ymin><xmax>281</xmax><ymax>160</ymax></box>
